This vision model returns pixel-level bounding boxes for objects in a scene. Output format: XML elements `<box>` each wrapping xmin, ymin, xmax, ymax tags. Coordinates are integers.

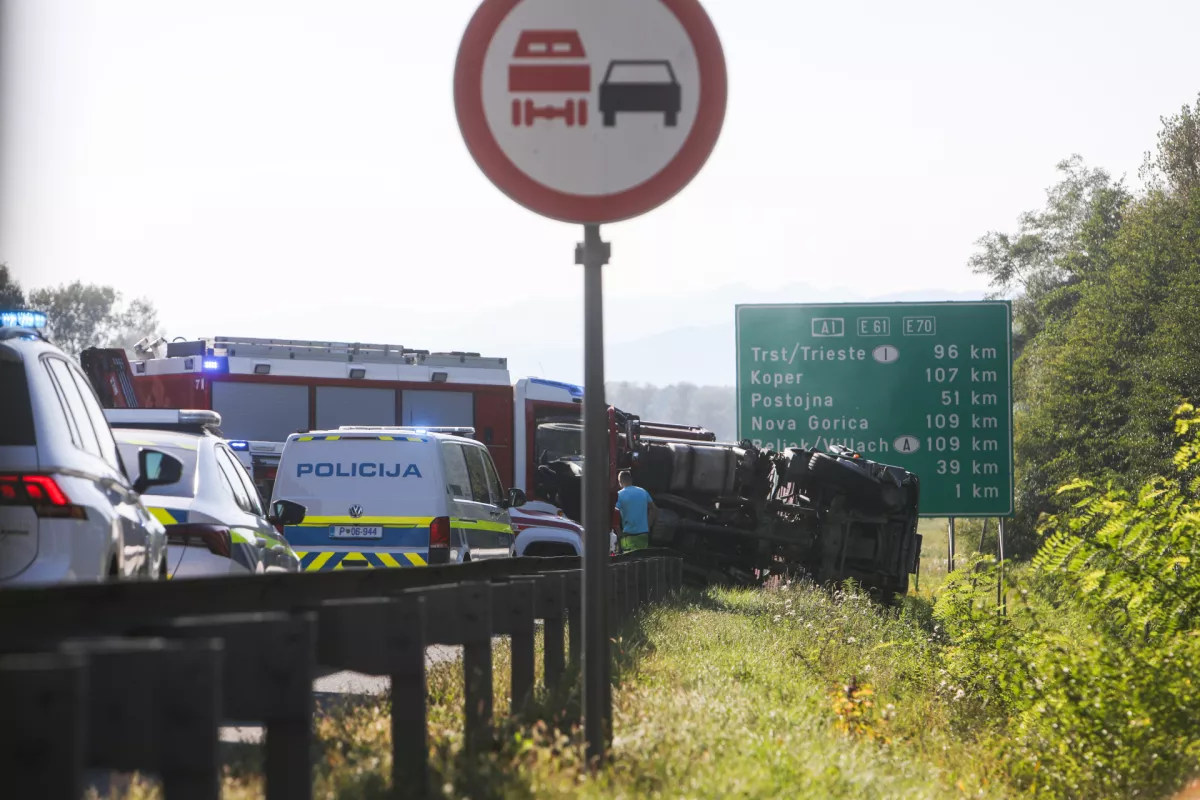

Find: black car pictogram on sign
<box><xmin>599</xmin><ymin>60</ymin><xmax>681</xmax><ymax>127</ymax></box>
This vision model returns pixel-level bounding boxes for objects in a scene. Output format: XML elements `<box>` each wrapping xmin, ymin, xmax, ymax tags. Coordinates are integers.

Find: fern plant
<box><xmin>1034</xmin><ymin>403</ymin><xmax>1200</xmax><ymax>640</ymax></box>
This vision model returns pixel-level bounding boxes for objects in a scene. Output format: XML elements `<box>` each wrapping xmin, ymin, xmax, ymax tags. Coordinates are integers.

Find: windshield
<box><xmin>606</xmin><ymin>62</ymin><xmax>674</xmax><ymax>84</ymax></box>
<box><xmin>535</xmin><ymin>418</ymin><xmax>583</xmax><ymax>463</ymax></box>
<box><xmin>116</xmin><ymin>441</ymin><xmax>200</xmax><ymax>497</ymax></box>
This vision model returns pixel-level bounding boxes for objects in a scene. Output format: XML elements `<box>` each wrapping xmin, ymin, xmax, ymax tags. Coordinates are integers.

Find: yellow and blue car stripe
<box><xmin>285</xmin><ymin>515</ymin><xmax>434</xmax><ymax>571</ymax></box>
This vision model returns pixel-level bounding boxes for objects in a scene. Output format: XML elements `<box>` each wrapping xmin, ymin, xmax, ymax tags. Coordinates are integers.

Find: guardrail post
<box><xmin>627</xmin><ymin>562</ymin><xmax>639</xmax><ymax>616</ymax></box>
<box><xmin>627</xmin><ymin>561</ymin><xmax>638</xmax><ymax>612</ymax></box>
<box><xmin>387</xmin><ymin>594</ymin><xmax>430</xmax><ymax>796</ymax></box>
<box><xmin>261</xmin><ymin>617</ymin><xmax>317</xmax><ymax>800</ymax></box>
<box><xmin>539</xmin><ymin>573</ymin><xmax>566</xmax><ymax>691</ymax></box>
<box><xmin>651</xmin><ymin>558</ymin><xmax>663</xmax><ymax>603</ymax></box>
<box><xmin>460</xmin><ymin>581</ymin><xmax>494</xmax><ymax>756</ymax></box>
<box><xmin>564</xmin><ymin>570</ymin><xmax>582</xmax><ymax>665</ymax></box>
<box><xmin>614</xmin><ymin>563</ymin><xmax>624</xmax><ymax>633</ymax></box>
<box><xmin>139</xmin><ymin>612</ymin><xmax>317</xmax><ymax>800</ymax></box>
<box><xmin>318</xmin><ymin>594</ymin><xmax>428</xmax><ymax>797</ymax></box>
<box><xmin>61</xmin><ymin>637</ymin><xmax>223</xmax><ymax>800</ymax></box>
<box><xmin>500</xmin><ymin>579</ymin><xmax>536</xmax><ymax>715</ymax></box>
<box><xmin>0</xmin><ymin>652</ymin><xmax>86</xmax><ymax>800</ymax></box>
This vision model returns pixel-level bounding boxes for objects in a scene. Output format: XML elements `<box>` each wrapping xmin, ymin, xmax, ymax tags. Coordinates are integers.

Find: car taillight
<box><xmin>428</xmin><ymin>516</ymin><xmax>450</xmax><ymax>564</ymax></box>
<box><xmin>0</xmin><ymin>474</ymin><xmax>85</xmax><ymax>519</ymax></box>
<box><xmin>166</xmin><ymin>524</ymin><xmax>232</xmax><ymax>559</ymax></box>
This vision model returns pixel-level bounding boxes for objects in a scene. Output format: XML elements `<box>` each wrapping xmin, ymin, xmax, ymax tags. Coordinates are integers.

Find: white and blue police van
<box><xmin>269</xmin><ymin>426</ymin><xmax>525</xmax><ymax>570</ymax></box>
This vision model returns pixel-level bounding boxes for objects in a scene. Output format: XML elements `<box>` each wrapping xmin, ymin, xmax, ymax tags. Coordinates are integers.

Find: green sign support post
<box><xmin>735</xmin><ymin>302</ymin><xmax>1014</xmax><ymax>521</ymax></box>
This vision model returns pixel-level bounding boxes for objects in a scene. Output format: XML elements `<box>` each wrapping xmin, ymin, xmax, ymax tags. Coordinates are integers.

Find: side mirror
<box><xmin>268</xmin><ymin>499</ymin><xmax>306</xmax><ymax>526</ymax></box>
<box><xmin>506</xmin><ymin>487</ymin><xmax>527</xmax><ymax>509</ymax></box>
<box><xmin>133</xmin><ymin>449</ymin><xmax>183</xmax><ymax>494</ymax></box>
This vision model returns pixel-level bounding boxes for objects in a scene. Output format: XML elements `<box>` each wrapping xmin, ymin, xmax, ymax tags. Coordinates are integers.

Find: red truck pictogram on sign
<box><xmin>509</xmin><ymin>30</ymin><xmax>590</xmax><ymax>127</ymax></box>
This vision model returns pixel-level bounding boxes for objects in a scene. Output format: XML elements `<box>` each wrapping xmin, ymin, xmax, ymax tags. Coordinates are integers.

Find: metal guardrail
<box><xmin>0</xmin><ymin>550</ymin><xmax>683</xmax><ymax>800</ymax></box>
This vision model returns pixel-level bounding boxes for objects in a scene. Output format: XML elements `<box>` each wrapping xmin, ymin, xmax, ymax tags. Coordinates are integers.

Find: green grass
<box><xmin>91</xmin><ymin>582</ymin><xmax>1009</xmax><ymax>799</ymax></box>
<box><xmin>917</xmin><ymin>517</ymin><xmax>1003</xmax><ymax>597</ymax></box>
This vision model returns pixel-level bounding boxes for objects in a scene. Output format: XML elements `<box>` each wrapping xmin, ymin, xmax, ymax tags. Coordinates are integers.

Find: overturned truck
<box><xmin>537</xmin><ymin>409</ymin><xmax>922</xmax><ymax>598</ymax></box>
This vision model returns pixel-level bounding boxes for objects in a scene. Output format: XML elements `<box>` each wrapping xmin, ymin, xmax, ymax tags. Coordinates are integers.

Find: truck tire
<box><xmin>808</xmin><ymin>452</ymin><xmax>879</xmax><ymax>495</ymax></box>
<box><xmin>649</xmin><ymin>508</ymin><xmax>679</xmax><ymax>547</ymax></box>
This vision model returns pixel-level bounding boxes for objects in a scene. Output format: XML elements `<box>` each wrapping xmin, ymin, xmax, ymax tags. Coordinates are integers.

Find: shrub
<box><xmin>935</xmin><ymin>405</ymin><xmax>1200</xmax><ymax>798</ymax></box>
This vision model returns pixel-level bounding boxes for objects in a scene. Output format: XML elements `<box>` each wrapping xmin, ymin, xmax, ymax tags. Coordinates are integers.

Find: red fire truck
<box><xmin>82</xmin><ymin>336</ymin><xmax>588</xmax><ymax>502</ymax></box>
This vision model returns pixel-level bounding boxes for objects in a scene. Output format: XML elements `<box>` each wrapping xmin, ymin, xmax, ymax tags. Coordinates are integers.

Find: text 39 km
<box><xmin>735</xmin><ymin>302</ymin><xmax>1014</xmax><ymax>517</ymax></box>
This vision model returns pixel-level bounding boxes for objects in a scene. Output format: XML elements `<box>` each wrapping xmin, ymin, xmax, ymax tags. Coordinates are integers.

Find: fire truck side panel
<box><xmin>135</xmin><ymin>372</ymin><xmax>211</xmax><ymax>410</ymax></box>
<box><xmin>212</xmin><ymin>378</ymin><xmax>313</xmax><ymax>441</ymax></box>
<box><xmin>473</xmin><ymin>389</ymin><xmax>515</xmax><ymax>488</ymax></box>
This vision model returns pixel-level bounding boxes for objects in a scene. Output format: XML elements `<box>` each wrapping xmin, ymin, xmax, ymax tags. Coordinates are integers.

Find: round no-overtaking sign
<box><xmin>454</xmin><ymin>0</ymin><xmax>727</xmax><ymax>224</ymax></box>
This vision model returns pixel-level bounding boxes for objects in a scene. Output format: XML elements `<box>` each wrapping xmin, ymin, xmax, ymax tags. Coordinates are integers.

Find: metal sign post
<box><xmin>947</xmin><ymin>517</ymin><xmax>956</xmax><ymax>572</ymax></box>
<box><xmin>454</xmin><ymin>0</ymin><xmax>727</xmax><ymax>763</ymax></box>
<box><xmin>575</xmin><ymin>224</ymin><xmax>612</xmax><ymax>758</ymax></box>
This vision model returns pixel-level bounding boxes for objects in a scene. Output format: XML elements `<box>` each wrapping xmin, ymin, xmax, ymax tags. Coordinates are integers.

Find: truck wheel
<box><xmin>603</xmin><ymin>111</ymin><xmax>616</xmax><ymax>127</ymax></box>
<box><xmin>664</xmin><ymin>112</ymin><xmax>677</xmax><ymax>127</ymax></box>
<box><xmin>809</xmin><ymin>452</ymin><xmax>878</xmax><ymax>495</ymax></box>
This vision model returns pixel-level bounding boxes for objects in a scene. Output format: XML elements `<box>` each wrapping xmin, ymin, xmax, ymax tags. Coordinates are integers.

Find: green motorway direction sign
<box><xmin>735</xmin><ymin>302</ymin><xmax>1013</xmax><ymax>517</ymax></box>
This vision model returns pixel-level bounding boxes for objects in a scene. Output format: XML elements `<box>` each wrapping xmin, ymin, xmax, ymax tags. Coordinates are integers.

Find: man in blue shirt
<box><xmin>614</xmin><ymin>470</ymin><xmax>657</xmax><ymax>552</ymax></box>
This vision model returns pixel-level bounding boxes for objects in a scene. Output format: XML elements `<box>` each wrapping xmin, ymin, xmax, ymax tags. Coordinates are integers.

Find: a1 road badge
<box><xmin>454</xmin><ymin>0</ymin><xmax>727</xmax><ymax>224</ymax></box>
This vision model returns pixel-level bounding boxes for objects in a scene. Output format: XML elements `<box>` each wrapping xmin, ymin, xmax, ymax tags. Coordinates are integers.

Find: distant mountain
<box><xmin>505</xmin><ymin>286</ymin><xmax>986</xmax><ymax>384</ymax></box>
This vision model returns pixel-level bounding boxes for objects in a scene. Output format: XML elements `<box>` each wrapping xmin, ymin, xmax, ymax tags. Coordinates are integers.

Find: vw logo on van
<box><xmin>349</xmin><ymin>504</ymin><xmax>364</xmax><ymax>518</ymax></box>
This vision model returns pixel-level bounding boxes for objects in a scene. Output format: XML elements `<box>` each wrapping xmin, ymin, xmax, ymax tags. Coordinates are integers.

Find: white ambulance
<box><xmin>269</xmin><ymin>426</ymin><xmax>523</xmax><ymax>570</ymax></box>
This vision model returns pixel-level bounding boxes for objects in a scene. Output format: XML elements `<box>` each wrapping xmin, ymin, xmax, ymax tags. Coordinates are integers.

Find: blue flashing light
<box><xmin>202</xmin><ymin>356</ymin><xmax>228</xmax><ymax>373</ymax></box>
<box><xmin>530</xmin><ymin>377</ymin><xmax>584</xmax><ymax>398</ymax></box>
<box><xmin>228</xmin><ymin>440</ymin><xmax>249</xmax><ymax>451</ymax></box>
<box><xmin>0</xmin><ymin>310</ymin><xmax>47</xmax><ymax>329</ymax></box>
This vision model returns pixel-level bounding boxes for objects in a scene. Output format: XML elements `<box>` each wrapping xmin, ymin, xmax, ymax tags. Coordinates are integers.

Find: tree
<box><xmin>1142</xmin><ymin>91</ymin><xmax>1200</xmax><ymax>198</ymax></box>
<box><xmin>968</xmin><ymin>155</ymin><xmax>1130</xmax><ymax>358</ymax></box>
<box><xmin>28</xmin><ymin>281</ymin><xmax>162</xmax><ymax>359</ymax></box>
<box><xmin>982</xmin><ymin>97</ymin><xmax>1200</xmax><ymax>552</ymax></box>
<box><xmin>0</xmin><ymin>264</ymin><xmax>25</xmax><ymax>309</ymax></box>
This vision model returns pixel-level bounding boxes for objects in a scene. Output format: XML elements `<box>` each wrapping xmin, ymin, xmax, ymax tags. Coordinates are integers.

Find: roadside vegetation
<box><xmin>971</xmin><ymin>93</ymin><xmax>1200</xmax><ymax>555</ymax></box>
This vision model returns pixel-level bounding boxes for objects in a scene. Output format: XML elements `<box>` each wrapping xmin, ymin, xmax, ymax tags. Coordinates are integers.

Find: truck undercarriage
<box><xmin>536</xmin><ymin>410</ymin><xmax>922</xmax><ymax>599</ymax></box>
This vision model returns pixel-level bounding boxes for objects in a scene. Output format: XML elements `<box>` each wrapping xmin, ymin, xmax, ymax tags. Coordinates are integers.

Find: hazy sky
<box><xmin>3</xmin><ymin>0</ymin><xmax>1199</xmax><ymax>383</ymax></box>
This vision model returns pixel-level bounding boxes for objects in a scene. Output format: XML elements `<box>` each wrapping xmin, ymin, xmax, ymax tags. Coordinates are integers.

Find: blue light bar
<box><xmin>530</xmin><ymin>377</ymin><xmax>584</xmax><ymax>398</ymax></box>
<box><xmin>227</xmin><ymin>440</ymin><xmax>249</xmax><ymax>451</ymax></box>
<box><xmin>0</xmin><ymin>310</ymin><xmax>47</xmax><ymax>329</ymax></box>
<box><xmin>201</xmin><ymin>356</ymin><xmax>228</xmax><ymax>373</ymax></box>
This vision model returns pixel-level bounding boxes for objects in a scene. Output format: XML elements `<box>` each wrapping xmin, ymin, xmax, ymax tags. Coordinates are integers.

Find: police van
<box><xmin>269</xmin><ymin>426</ymin><xmax>524</xmax><ymax>570</ymax></box>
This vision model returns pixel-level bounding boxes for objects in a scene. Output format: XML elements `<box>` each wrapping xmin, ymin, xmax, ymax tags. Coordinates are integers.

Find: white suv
<box><xmin>0</xmin><ymin>328</ymin><xmax>179</xmax><ymax>584</ymax></box>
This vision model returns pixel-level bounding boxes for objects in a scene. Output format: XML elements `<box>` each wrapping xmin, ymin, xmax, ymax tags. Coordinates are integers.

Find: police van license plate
<box><xmin>329</xmin><ymin>526</ymin><xmax>382</xmax><ymax>539</ymax></box>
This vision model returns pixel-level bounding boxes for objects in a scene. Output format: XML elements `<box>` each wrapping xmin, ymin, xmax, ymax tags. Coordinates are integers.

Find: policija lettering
<box><xmin>297</xmin><ymin>463</ymin><xmax>423</xmax><ymax>478</ymax></box>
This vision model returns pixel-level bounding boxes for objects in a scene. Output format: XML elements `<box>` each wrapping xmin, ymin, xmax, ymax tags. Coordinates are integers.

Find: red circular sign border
<box><xmin>454</xmin><ymin>0</ymin><xmax>727</xmax><ymax>224</ymax></box>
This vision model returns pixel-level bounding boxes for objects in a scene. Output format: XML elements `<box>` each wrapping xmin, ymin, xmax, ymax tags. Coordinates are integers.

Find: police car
<box><xmin>1</xmin><ymin>323</ymin><xmax>175</xmax><ymax>584</ymax></box>
<box><xmin>110</xmin><ymin>424</ymin><xmax>305</xmax><ymax>578</ymax></box>
<box><xmin>269</xmin><ymin>426</ymin><xmax>524</xmax><ymax>570</ymax></box>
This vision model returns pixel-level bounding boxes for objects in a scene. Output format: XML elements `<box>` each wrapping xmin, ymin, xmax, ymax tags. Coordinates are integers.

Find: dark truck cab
<box><xmin>599</xmin><ymin>60</ymin><xmax>681</xmax><ymax>127</ymax></box>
